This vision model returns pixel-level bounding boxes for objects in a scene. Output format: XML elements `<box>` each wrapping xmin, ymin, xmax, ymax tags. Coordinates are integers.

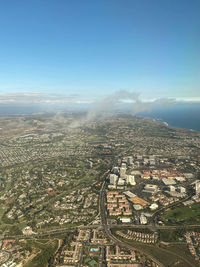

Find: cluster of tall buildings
<box><xmin>108</xmin><ymin>157</ymin><xmax>136</xmax><ymax>189</ymax></box>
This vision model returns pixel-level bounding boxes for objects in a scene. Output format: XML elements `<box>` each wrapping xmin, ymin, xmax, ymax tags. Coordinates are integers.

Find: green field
<box><xmin>162</xmin><ymin>203</ymin><xmax>200</xmax><ymax>225</ymax></box>
<box><xmin>113</xmin><ymin>234</ymin><xmax>198</xmax><ymax>267</ymax></box>
<box><xmin>159</xmin><ymin>229</ymin><xmax>185</xmax><ymax>242</ymax></box>
<box><xmin>0</xmin><ymin>207</ymin><xmax>5</xmax><ymax>221</ymax></box>
<box><xmin>84</xmin><ymin>257</ymin><xmax>98</xmax><ymax>267</ymax></box>
<box><xmin>24</xmin><ymin>239</ymin><xmax>58</xmax><ymax>267</ymax></box>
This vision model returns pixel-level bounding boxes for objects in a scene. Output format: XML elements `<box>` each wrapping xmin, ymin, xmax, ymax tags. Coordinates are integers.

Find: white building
<box><xmin>140</xmin><ymin>214</ymin><xmax>147</xmax><ymax>224</ymax></box>
<box><xmin>126</xmin><ymin>175</ymin><xmax>136</xmax><ymax>186</ymax></box>
<box><xmin>121</xmin><ymin>163</ymin><xmax>127</xmax><ymax>168</ymax></box>
<box><xmin>143</xmin><ymin>184</ymin><xmax>158</xmax><ymax>194</ymax></box>
<box><xmin>196</xmin><ymin>181</ymin><xmax>200</xmax><ymax>195</ymax></box>
<box><xmin>168</xmin><ymin>185</ymin><xmax>176</xmax><ymax>192</ymax></box>
<box><xmin>118</xmin><ymin>178</ymin><xmax>125</xmax><ymax>186</ymax></box>
<box><xmin>124</xmin><ymin>191</ymin><xmax>136</xmax><ymax>198</ymax></box>
<box><xmin>150</xmin><ymin>203</ymin><xmax>158</xmax><ymax>210</ymax></box>
<box><xmin>109</xmin><ymin>174</ymin><xmax>118</xmax><ymax>185</ymax></box>
<box><xmin>131</xmin><ymin>170</ymin><xmax>141</xmax><ymax>176</ymax></box>
<box><xmin>162</xmin><ymin>178</ymin><xmax>176</xmax><ymax>185</ymax></box>
<box><xmin>120</xmin><ymin>167</ymin><xmax>126</xmax><ymax>178</ymax></box>
<box><xmin>134</xmin><ymin>204</ymin><xmax>143</xmax><ymax>210</ymax></box>
<box><xmin>120</xmin><ymin>218</ymin><xmax>131</xmax><ymax>223</ymax></box>
<box><xmin>184</xmin><ymin>173</ymin><xmax>194</xmax><ymax>179</ymax></box>
<box><xmin>175</xmin><ymin>176</ymin><xmax>185</xmax><ymax>182</ymax></box>
<box><xmin>178</xmin><ymin>186</ymin><xmax>186</xmax><ymax>193</ymax></box>
<box><xmin>22</xmin><ymin>226</ymin><xmax>35</xmax><ymax>235</ymax></box>
<box><xmin>127</xmin><ymin>156</ymin><xmax>133</xmax><ymax>165</ymax></box>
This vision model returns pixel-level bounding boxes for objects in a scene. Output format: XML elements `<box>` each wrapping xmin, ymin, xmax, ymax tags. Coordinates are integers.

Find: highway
<box><xmin>0</xmin><ymin>171</ymin><xmax>199</xmax><ymax>267</ymax></box>
<box><xmin>99</xmin><ymin>177</ymin><xmax>165</xmax><ymax>267</ymax></box>
<box><xmin>151</xmin><ymin>193</ymin><xmax>192</xmax><ymax>227</ymax></box>
<box><xmin>98</xmin><ymin>178</ymin><xmax>197</xmax><ymax>267</ymax></box>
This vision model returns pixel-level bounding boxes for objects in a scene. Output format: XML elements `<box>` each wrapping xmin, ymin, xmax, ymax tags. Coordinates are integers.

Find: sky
<box><xmin>0</xmin><ymin>0</ymin><xmax>200</xmax><ymax>103</ymax></box>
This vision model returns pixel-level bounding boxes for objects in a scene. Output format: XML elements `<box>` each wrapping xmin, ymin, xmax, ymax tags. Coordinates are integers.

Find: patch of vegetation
<box><xmin>112</xmin><ymin>231</ymin><xmax>196</xmax><ymax>267</ymax></box>
<box><xmin>84</xmin><ymin>257</ymin><xmax>98</xmax><ymax>267</ymax></box>
<box><xmin>159</xmin><ymin>229</ymin><xmax>186</xmax><ymax>242</ymax></box>
<box><xmin>163</xmin><ymin>244</ymin><xmax>199</xmax><ymax>267</ymax></box>
<box><xmin>142</xmin><ymin>125</ymin><xmax>173</xmax><ymax>138</ymax></box>
<box><xmin>24</xmin><ymin>239</ymin><xmax>58</xmax><ymax>267</ymax></box>
<box><xmin>111</xmin><ymin>227</ymin><xmax>153</xmax><ymax>235</ymax></box>
<box><xmin>162</xmin><ymin>203</ymin><xmax>200</xmax><ymax>225</ymax></box>
<box><xmin>8</xmin><ymin>225</ymin><xmax>22</xmax><ymax>235</ymax></box>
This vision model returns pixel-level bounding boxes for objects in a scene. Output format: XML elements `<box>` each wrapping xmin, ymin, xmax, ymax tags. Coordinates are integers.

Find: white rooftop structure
<box><xmin>109</xmin><ymin>174</ymin><xmax>118</xmax><ymax>185</ymax></box>
<box><xmin>140</xmin><ymin>214</ymin><xmax>147</xmax><ymax>224</ymax></box>
<box><xmin>22</xmin><ymin>226</ymin><xmax>35</xmax><ymax>235</ymax></box>
<box><xmin>178</xmin><ymin>186</ymin><xmax>186</xmax><ymax>193</ymax></box>
<box><xmin>175</xmin><ymin>176</ymin><xmax>186</xmax><ymax>182</ymax></box>
<box><xmin>196</xmin><ymin>181</ymin><xmax>200</xmax><ymax>195</ymax></box>
<box><xmin>131</xmin><ymin>170</ymin><xmax>141</xmax><ymax>175</ymax></box>
<box><xmin>120</xmin><ymin>218</ymin><xmax>131</xmax><ymax>223</ymax></box>
<box><xmin>118</xmin><ymin>178</ymin><xmax>125</xmax><ymax>186</ymax></box>
<box><xmin>120</xmin><ymin>167</ymin><xmax>126</xmax><ymax>178</ymax></box>
<box><xmin>183</xmin><ymin>200</ymin><xmax>194</xmax><ymax>206</ymax></box>
<box><xmin>143</xmin><ymin>184</ymin><xmax>158</xmax><ymax>193</ymax></box>
<box><xmin>126</xmin><ymin>175</ymin><xmax>136</xmax><ymax>186</ymax></box>
<box><xmin>162</xmin><ymin>178</ymin><xmax>176</xmax><ymax>185</ymax></box>
<box><xmin>168</xmin><ymin>185</ymin><xmax>176</xmax><ymax>192</ymax></box>
<box><xmin>167</xmin><ymin>191</ymin><xmax>186</xmax><ymax>198</ymax></box>
<box><xmin>150</xmin><ymin>203</ymin><xmax>158</xmax><ymax>210</ymax></box>
<box><xmin>133</xmin><ymin>204</ymin><xmax>143</xmax><ymax>210</ymax></box>
<box><xmin>124</xmin><ymin>191</ymin><xmax>136</xmax><ymax>198</ymax></box>
<box><xmin>184</xmin><ymin>173</ymin><xmax>194</xmax><ymax>179</ymax></box>
<box><xmin>121</xmin><ymin>162</ymin><xmax>127</xmax><ymax>168</ymax></box>
<box><xmin>152</xmin><ymin>175</ymin><xmax>159</xmax><ymax>180</ymax></box>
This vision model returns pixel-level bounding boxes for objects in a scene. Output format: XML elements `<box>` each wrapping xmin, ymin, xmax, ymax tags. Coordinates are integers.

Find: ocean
<box><xmin>0</xmin><ymin>102</ymin><xmax>200</xmax><ymax>132</ymax></box>
<box><xmin>137</xmin><ymin>102</ymin><xmax>200</xmax><ymax>132</ymax></box>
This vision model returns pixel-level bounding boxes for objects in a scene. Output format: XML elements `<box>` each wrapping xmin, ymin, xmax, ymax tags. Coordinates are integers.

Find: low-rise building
<box><xmin>143</xmin><ymin>184</ymin><xmax>158</xmax><ymax>194</ymax></box>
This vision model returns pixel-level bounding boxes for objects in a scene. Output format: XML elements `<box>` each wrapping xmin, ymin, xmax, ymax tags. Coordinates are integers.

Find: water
<box><xmin>0</xmin><ymin>105</ymin><xmax>43</xmax><ymax>116</ymax></box>
<box><xmin>137</xmin><ymin>102</ymin><xmax>200</xmax><ymax>132</ymax></box>
<box><xmin>0</xmin><ymin>102</ymin><xmax>199</xmax><ymax>132</ymax></box>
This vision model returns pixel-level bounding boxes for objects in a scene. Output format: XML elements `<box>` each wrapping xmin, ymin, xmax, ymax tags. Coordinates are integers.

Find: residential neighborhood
<box><xmin>0</xmin><ymin>115</ymin><xmax>200</xmax><ymax>266</ymax></box>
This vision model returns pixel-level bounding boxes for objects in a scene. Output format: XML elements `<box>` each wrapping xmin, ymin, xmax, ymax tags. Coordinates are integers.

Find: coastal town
<box><xmin>1</xmin><ymin>0</ymin><xmax>200</xmax><ymax>264</ymax></box>
<box><xmin>0</xmin><ymin>114</ymin><xmax>200</xmax><ymax>266</ymax></box>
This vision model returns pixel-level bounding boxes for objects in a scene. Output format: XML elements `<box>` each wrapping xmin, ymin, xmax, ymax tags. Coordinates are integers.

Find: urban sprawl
<box><xmin>0</xmin><ymin>114</ymin><xmax>200</xmax><ymax>267</ymax></box>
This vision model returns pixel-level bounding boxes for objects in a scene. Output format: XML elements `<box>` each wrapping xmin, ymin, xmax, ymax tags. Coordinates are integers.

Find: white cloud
<box><xmin>0</xmin><ymin>91</ymin><xmax>199</xmax><ymax>107</ymax></box>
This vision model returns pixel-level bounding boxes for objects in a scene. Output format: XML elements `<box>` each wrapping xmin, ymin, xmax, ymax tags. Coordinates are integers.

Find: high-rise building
<box><xmin>126</xmin><ymin>175</ymin><xmax>136</xmax><ymax>186</ymax></box>
<box><xmin>121</xmin><ymin>163</ymin><xmax>127</xmax><ymax>168</ymax></box>
<box><xmin>127</xmin><ymin>156</ymin><xmax>133</xmax><ymax>165</ymax></box>
<box><xmin>109</xmin><ymin>174</ymin><xmax>118</xmax><ymax>186</ymax></box>
<box><xmin>120</xmin><ymin>167</ymin><xmax>126</xmax><ymax>178</ymax></box>
<box><xmin>113</xmin><ymin>167</ymin><xmax>119</xmax><ymax>175</ymax></box>
<box><xmin>196</xmin><ymin>181</ymin><xmax>200</xmax><ymax>195</ymax></box>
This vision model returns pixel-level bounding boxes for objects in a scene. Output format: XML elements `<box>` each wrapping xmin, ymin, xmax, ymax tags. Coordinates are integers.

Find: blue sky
<box><xmin>0</xmin><ymin>0</ymin><xmax>199</xmax><ymax>101</ymax></box>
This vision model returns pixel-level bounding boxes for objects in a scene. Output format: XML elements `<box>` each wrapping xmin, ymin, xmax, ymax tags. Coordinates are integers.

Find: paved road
<box><xmin>151</xmin><ymin>193</ymin><xmax>192</xmax><ymax>226</ymax></box>
<box><xmin>0</xmin><ymin>170</ymin><xmax>199</xmax><ymax>267</ymax></box>
<box><xmin>108</xmin><ymin>224</ymin><xmax>200</xmax><ymax>230</ymax></box>
<box><xmin>0</xmin><ymin>227</ymin><xmax>75</xmax><ymax>240</ymax></box>
<box><xmin>99</xmin><ymin>178</ymin><xmax>165</xmax><ymax>267</ymax></box>
<box><xmin>98</xmin><ymin>179</ymin><xmax>199</xmax><ymax>267</ymax></box>
<box><xmin>1</xmin><ymin>216</ymin><xmax>200</xmax><ymax>241</ymax></box>
<box><xmin>1</xmin><ymin>168</ymin><xmax>199</xmax><ymax>241</ymax></box>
